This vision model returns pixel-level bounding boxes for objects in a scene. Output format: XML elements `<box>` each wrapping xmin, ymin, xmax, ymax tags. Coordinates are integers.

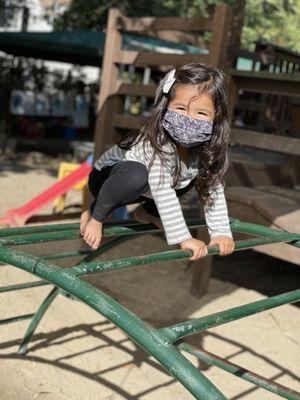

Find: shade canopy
<box><xmin>0</xmin><ymin>30</ymin><xmax>207</xmax><ymax>67</ymax></box>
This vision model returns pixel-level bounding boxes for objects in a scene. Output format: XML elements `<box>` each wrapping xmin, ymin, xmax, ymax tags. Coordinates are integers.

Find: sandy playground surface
<box><xmin>0</xmin><ymin>152</ymin><xmax>299</xmax><ymax>400</ymax></box>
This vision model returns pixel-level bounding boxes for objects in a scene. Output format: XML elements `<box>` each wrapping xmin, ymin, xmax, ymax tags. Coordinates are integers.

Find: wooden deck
<box><xmin>226</xmin><ymin>185</ymin><xmax>300</xmax><ymax>266</ymax></box>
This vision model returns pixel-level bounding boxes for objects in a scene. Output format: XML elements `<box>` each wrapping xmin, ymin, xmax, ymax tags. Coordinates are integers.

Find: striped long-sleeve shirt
<box><xmin>93</xmin><ymin>139</ymin><xmax>233</xmax><ymax>245</ymax></box>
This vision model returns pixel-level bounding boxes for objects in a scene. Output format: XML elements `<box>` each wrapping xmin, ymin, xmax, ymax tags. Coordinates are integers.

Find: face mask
<box><xmin>162</xmin><ymin>109</ymin><xmax>213</xmax><ymax>147</ymax></box>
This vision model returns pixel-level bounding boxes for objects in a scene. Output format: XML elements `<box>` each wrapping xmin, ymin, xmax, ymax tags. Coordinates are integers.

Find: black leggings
<box><xmin>88</xmin><ymin>160</ymin><xmax>195</xmax><ymax>222</ymax></box>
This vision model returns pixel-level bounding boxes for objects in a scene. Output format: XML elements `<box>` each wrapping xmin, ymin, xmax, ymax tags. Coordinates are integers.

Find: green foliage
<box><xmin>53</xmin><ymin>0</ymin><xmax>300</xmax><ymax>53</ymax></box>
<box><xmin>243</xmin><ymin>0</ymin><xmax>300</xmax><ymax>52</ymax></box>
<box><xmin>53</xmin><ymin>0</ymin><xmax>235</xmax><ymax>30</ymax></box>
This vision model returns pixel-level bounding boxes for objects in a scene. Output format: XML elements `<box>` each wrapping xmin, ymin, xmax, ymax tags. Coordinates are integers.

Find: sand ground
<box><xmin>0</xmin><ymin>152</ymin><xmax>299</xmax><ymax>400</ymax></box>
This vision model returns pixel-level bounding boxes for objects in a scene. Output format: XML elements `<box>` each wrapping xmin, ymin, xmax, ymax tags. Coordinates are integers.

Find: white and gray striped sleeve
<box><xmin>147</xmin><ymin>156</ymin><xmax>193</xmax><ymax>246</ymax></box>
<box><xmin>93</xmin><ymin>144</ymin><xmax>123</xmax><ymax>170</ymax></box>
<box><xmin>203</xmin><ymin>181</ymin><xmax>233</xmax><ymax>239</ymax></box>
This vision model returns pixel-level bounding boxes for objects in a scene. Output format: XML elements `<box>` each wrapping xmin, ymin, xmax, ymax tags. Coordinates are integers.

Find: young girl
<box><xmin>80</xmin><ymin>63</ymin><xmax>235</xmax><ymax>260</ymax></box>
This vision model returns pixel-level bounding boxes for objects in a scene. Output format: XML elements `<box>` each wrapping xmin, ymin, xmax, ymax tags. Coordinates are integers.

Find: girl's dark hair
<box><xmin>117</xmin><ymin>62</ymin><xmax>231</xmax><ymax>208</ymax></box>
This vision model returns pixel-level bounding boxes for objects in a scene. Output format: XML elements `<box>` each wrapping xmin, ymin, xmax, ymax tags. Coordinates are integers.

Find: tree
<box><xmin>53</xmin><ymin>0</ymin><xmax>300</xmax><ymax>53</ymax></box>
<box><xmin>243</xmin><ymin>0</ymin><xmax>300</xmax><ymax>52</ymax></box>
<box><xmin>53</xmin><ymin>0</ymin><xmax>237</xmax><ymax>31</ymax></box>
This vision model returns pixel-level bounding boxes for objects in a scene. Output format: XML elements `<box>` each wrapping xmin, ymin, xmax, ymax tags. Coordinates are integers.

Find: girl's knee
<box><xmin>114</xmin><ymin>161</ymin><xmax>148</xmax><ymax>190</ymax></box>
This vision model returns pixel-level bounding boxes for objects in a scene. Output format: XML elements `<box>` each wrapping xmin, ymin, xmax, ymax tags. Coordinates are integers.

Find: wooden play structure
<box><xmin>92</xmin><ymin>4</ymin><xmax>300</xmax><ymax>275</ymax></box>
<box><xmin>93</xmin><ymin>3</ymin><xmax>233</xmax><ymax>158</ymax></box>
<box><xmin>1</xmin><ymin>218</ymin><xmax>300</xmax><ymax>399</ymax></box>
<box><xmin>93</xmin><ymin>3</ymin><xmax>234</xmax><ymax>298</ymax></box>
<box><xmin>225</xmin><ymin>42</ymin><xmax>300</xmax><ymax>266</ymax></box>
<box><xmin>1</xmin><ymin>4</ymin><xmax>300</xmax><ymax>399</ymax></box>
<box><xmin>229</xmin><ymin>39</ymin><xmax>300</xmax><ymax>134</ymax></box>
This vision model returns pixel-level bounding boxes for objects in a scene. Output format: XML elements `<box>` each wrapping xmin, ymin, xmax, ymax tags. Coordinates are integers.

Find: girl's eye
<box><xmin>198</xmin><ymin>112</ymin><xmax>206</xmax><ymax>115</ymax></box>
<box><xmin>176</xmin><ymin>107</ymin><xmax>185</xmax><ymax>110</ymax></box>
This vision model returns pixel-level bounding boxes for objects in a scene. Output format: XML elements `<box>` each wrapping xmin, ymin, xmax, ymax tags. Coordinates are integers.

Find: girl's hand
<box><xmin>180</xmin><ymin>238</ymin><xmax>208</xmax><ymax>261</ymax></box>
<box><xmin>208</xmin><ymin>236</ymin><xmax>235</xmax><ymax>256</ymax></box>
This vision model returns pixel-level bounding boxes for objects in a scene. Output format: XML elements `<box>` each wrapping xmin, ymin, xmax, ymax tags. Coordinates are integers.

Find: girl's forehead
<box><xmin>172</xmin><ymin>84</ymin><xmax>214</xmax><ymax>107</ymax></box>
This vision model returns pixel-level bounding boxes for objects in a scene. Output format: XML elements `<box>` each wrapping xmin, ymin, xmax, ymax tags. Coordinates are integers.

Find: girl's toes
<box><xmin>89</xmin><ymin>236</ymin><xmax>96</xmax><ymax>248</ymax></box>
<box><xmin>93</xmin><ymin>237</ymin><xmax>101</xmax><ymax>249</ymax></box>
<box><xmin>84</xmin><ymin>232</ymin><xmax>91</xmax><ymax>245</ymax></box>
<box><xmin>92</xmin><ymin>241</ymin><xmax>99</xmax><ymax>250</ymax></box>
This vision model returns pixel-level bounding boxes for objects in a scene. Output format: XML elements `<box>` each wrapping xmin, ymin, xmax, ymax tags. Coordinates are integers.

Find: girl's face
<box><xmin>168</xmin><ymin>84</ymin><xmax>215</xmax><ymax>122</ymax></box>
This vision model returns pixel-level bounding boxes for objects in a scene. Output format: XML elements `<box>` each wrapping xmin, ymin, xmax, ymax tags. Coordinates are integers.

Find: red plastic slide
<box><xmin>0</xmin><ymin>160</ymin><xmax>92</xmax><ymax>227</ymax></box>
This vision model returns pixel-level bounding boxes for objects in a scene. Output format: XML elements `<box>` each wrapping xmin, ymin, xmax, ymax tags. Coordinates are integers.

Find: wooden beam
<box><xmin>231</xmin><ymin>128</ymin><xmax>300</xmax><ymax>156</ymax></box>
<box><xmin>113</xmin><ymin>50</ymin><xmax>209</xmax><ymax>67</ymax></box>
<box><xmin>114</xmin><ymin>114</ymin><xmax>144</xmax><ymax>130</ymax></box>
<box><xmin>112</xmin><ymin>119</ymin><xmax>300</xmax><ymax>156</ymax></box>
<box><xmin>229</xmin><ymin>46</ymin><xmax>275</xmax><ymax>64</ymax></box>
<box><xmin>224</xmin><ymin>69</ymin><xmax>300</xmax><ymax>97</ymax></box>
<box><xmin>255</xmin><ymin>40</ymin><xmax>300</xmax><ymax>65</ymax></box>
<box><xmin>116</xmin><ymin>82</ymin><xmax>156</xmax><ymax>97</ymax></box>
<box><xmin>116</xmin><ymin>16</ymin><xmax>212</xmax><ymax>32</ymax></box>
<box><xmin>139</xmin><ymin>30</ymin><xmax>209</xmax><ymax>48</ymax></box>
<box><xmin>225</xmin><ymin>68</ymin><xmax>300</xmax><ymax>82</ymax></box>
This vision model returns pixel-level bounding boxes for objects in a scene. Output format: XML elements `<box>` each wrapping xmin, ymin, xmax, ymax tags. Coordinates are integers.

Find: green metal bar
<box><xmin>17</xmin><ymin>235</ymin><xmax>129</xmax><ymax>354</ymax></box>
<box><xmin>0</xmin><ymin>225</ymin><xmax>154</xmax><ymax>246</ymax></box>
<box><xmin>0</xmin><ymin>236</ymin><xmax>129</xmax><ymax>266</ymax></box>
<box><xmin>0</xmin><ymin>223</ymin><xmax>80</xmax><ymax>237</ymax></box>
<box><xmin>0</xmin><ymin>217</ymin><xmax>153</xmax><ymax>237</ymax></box>
<box><xmin>230</xmin><ymin>219</ymin><xmax>300</xmax><ymax>248</ymax></box>
<box><xmin>18</xmin><ymin>286</ymin><xmax>61</xmax><ymax>354</ymax></box>
<box><xmin>177</xmin><ymin>342</ymin><xmax>300</xmax><ymax>400</ymax></box>
<box><xmin>0</xmin><ymin>229</ymin><xmax>81</xmax><ymax>246</ymax></box>
<box><xmin>159</xmin><ymin>289</ymin><xmax>300</xmax><ymax>344</ymax></box>
<box><xmin>0</xmin><ymin>236</ymin><xmax>128</xmax><ymax>292</ymax></box>
<box><xmin>1</xmin><ymin>218</ymin><xmax>299</xmax><ymax>399</ymax></box>
<box><xmin>7</xmin><ymin>217</ymin><xmax>295</xmax><ymax>246</ymax></box>
<box><xmin>0</xmin><ymin>249</ymin><xmax>92</xmax><ymax>266</ymax></box>
<box><xmin>69</xmin><ymin>234</ymin><xmax>300</xmax><ymax>277</ymax></box>
<box><xmin>9</xmin><ymin>217</ymin><xmax>298</xmax><ymax>250</ymax></box>
<box><xmin>77</xmin><ymin>235</ymin><xmax>129</xmax><ymax>264</ymax></box>
<box><xmin>230</xmin><ymin>218</ymin><xmax>291</xmax><ymax>236</ymax></box>
<box><xmin>0</xmin><ymin>246</ymin><xmax>227</xmax><ymax>400</ymax></box>
<box><xmin>0</xmin><ymin>218</ymin><xmax>212</xmax><ymax>246</ymax></box>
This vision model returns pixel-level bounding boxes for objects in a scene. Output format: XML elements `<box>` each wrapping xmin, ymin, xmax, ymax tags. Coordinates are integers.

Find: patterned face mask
<box><xmin>162</xmin><ymin>109</ymin><xmax>213</xmax><ymax>147</ymax></box>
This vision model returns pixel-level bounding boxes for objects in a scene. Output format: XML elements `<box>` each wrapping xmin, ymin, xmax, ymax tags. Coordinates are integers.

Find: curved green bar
<box><xmin>0</xmin><ymin>245</ymin><xmax>227</xmax><ymax>400</ymax></box>
<box><xmin>1</xmin><ymin>217</ymin><xmax>300</xmax><ymax>399</ymax></box>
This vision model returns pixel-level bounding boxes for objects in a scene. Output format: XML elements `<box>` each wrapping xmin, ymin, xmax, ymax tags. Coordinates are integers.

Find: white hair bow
<box><xmin>154</xmin><ymin>68</ymin><xmax>176</xmax><ymax>105</ymax></box>
<box><xmin>162</xmin><ymin>68</ymin><xmax>176</xmax><ymax>93</ymax></box>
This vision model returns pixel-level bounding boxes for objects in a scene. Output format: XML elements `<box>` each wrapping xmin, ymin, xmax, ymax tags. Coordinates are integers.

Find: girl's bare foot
<box><xmin>83</xmin><ymin>217</ymin><xmax>103</xmax><ymax>250</ymax></box>
<box><xmin>134</xmin><ymin>204</ymin><xmax>164</xmax><ymax>231</ymax></box>
<box><xmin>80</xmin><ymin>209</ymin><xmax>91</xmax><ymax>235</ymax></box>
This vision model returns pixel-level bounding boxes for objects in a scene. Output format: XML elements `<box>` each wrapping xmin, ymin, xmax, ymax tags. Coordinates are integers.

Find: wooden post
<box><xmin>209</xmin><ymin>3</ymin><xmax>232</xmax><ymax>68</ymax></box>
<box><xmin>93</xmin><ymin>8</ymin><xmax>124</xmax><ymax>162</ymax></box>
<box><xmin>225</xmin><ymin>74</ymin><xmax>239</xmax><ymax>126</ymax></box>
